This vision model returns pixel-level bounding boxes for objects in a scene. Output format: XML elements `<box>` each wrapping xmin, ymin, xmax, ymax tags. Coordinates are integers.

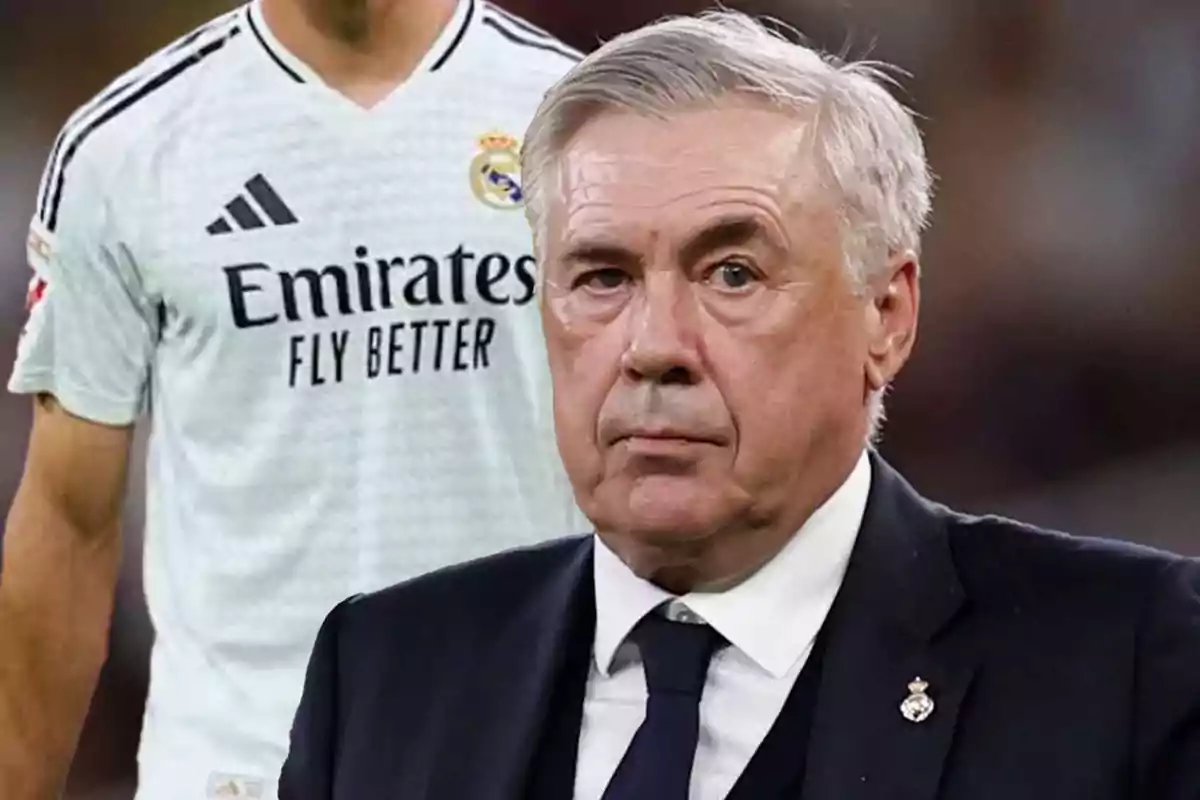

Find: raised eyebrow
<box><xmin>678</xmin><ymin>216</ymin><xmax>785</xmax><ymax>266</ymax></box>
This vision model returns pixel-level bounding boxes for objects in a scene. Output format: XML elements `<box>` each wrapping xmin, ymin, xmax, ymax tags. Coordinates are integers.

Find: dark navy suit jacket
<box><xmin>278</xmin><ymin>456</ymin><xmax>1200</xmax><ymax>799</ymax></box>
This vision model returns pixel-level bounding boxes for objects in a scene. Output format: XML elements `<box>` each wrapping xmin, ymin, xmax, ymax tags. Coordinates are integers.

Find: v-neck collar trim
<box><xmin>243</xmin><ymin>0</ymin><xmax>477</xmax><ymax>90</ymax></box>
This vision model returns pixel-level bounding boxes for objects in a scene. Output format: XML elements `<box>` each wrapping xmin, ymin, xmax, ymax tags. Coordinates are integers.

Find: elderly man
<box><xmin>278</xmin><ymin>11</ymin><xmax>1200</xmax><ymax>800</ymax></box>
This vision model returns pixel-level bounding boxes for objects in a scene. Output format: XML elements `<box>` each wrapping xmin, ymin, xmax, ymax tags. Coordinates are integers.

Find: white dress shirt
<box><xmin>573</xmin><ymin>450</ymin><xmax>872</xmax><ymax>800</ymax></box>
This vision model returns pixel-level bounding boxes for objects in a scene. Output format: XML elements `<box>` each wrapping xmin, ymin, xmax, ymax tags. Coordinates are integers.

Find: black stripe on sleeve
<box><xmin>430</xmin><ymin>0</ymin><xmax>475</xmax><ymax>72</ymax></box>
<box><xmin>38</xmin><ymin>132</ymin><xmax>71</xmax><ymax>222</ymax></box>
<box><xmin>164</xmin><ymin>11</ymin><xmax>234</xmax><ymax>55</ymax></box>
<box><xmin>483</xmin><ymin>2</ymin><xmax>559</xmax><ymax>44</ymax></box>
<box><xmin>246</xmin><ymin>8</ymin><xmax>305</xmax><ymax>83</ymax></box>
<box><xmin>45</xmin><ymin>28</ymin><xmax>242</xmax><ymax>233</ymax></box>
<box><xmin>481</xmin><ymin>16</ymin><xmax>582</xmax><ymax>63</ymax></box>
<box><xmin>37</xmin><ymin>14</ymin><xmax>240</xmax><ymax>221</ymax></box>
<box><xmin>38</xmin><ymin>79</ymin><xmax>125</xmax><ymax>220</ymax></box>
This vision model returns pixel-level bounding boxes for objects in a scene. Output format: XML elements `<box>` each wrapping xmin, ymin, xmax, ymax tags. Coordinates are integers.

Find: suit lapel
<box><xmin>804</xmin><ymin>454</ymin><xmax>980</xmax><ymax>800</ymax></box>
<box><xmin>427</xmin><ymin>538</ymin><xmax>595</xmax><ymax>800</ymax></box>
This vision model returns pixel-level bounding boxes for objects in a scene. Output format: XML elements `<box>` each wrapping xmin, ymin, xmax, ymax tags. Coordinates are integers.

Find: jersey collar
<box><xmin>243</xmin><ymin>0</ymin><xmax>477</xmax><ymax>88</ymax></box>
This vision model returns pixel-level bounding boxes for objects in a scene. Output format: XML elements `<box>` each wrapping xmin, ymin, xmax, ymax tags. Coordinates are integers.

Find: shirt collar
<box><xmin>592</xmin><ymin>449</ymin><xmax>871</xmax><ymax>679</ymax></box>
<box><xmin>245</xmin><ymin>0</ymin><xmax>477</xmax><ymax>85</ymax></box>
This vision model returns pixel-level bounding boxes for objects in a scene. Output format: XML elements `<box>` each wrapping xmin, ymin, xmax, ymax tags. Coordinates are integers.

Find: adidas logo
<box><xmin>206</xmin><ymin>174</ymin><xmax>298</xmax><ymax>235</ymax></box>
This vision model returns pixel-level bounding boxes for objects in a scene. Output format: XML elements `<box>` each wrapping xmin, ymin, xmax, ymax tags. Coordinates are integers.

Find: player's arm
<box><xmin>0</xmin><ymin>137</ymin><xmax>155</xmax><ymax>799</ymax></box>
<box><xmin>0</xmin><ymin>397</ymin><xmax>134</xmax><ymax>799</ymax></box>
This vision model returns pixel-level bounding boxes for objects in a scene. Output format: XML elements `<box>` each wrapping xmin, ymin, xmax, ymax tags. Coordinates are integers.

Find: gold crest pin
<box><xmin>900</xmin><ymin>676</ymin><xmax>935</xmax><ymax>723</ymax></box>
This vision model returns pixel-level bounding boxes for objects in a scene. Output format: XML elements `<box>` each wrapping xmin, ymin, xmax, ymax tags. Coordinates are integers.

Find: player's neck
<box><xmin>261</xmin><ymin>0</ymin><xmax>458</xmax><ymax>108</ymax></box>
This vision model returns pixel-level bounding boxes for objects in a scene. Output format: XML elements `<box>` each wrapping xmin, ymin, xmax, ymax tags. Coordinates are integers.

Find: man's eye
<box><xmin>578</xmin><ymin>269</ymin><xmax>628</xmax><ymax>291</ymax></box>
<box><xmin>708</xmin><ymin>261</ymin><xmax>759</xmax><ymax>290</ymax></box>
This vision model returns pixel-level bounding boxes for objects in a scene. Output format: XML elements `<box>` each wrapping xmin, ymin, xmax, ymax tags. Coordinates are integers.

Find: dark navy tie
<box><xmin>601</xmin><ymin>612</ymin><xmax>726</xmax><ymax>800</ymax></box>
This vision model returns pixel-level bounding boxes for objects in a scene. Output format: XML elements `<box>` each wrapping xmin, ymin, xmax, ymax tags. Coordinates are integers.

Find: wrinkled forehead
<box><xmin>545</xmin><ymin>106</ymin><xmax>824</xmax><ymax>248</ymax></box>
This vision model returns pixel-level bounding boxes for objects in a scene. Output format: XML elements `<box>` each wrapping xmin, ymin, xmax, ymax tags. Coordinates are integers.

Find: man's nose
<box><xmin>620</xmin><ymin>274</ymin><xmax>702</xmax><ymax>385</ymax></box>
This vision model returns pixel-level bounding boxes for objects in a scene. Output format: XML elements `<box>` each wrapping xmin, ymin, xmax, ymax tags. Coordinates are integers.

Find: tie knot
<box><xmin>630</xmin><ymin>612</ymin><xmax>725</xmax><ymax>697</ymax></box>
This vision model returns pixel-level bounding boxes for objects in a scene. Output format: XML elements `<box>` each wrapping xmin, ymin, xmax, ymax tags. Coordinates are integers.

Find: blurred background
<box><xmin>1</xmin><ymin>0</ymin><xmax>1197</xmax><ymax>796</ymax></box>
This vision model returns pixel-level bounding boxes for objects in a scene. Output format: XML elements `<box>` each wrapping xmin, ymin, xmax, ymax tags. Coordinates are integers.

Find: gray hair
<box><xmin>522</xmin><ymin>10</ymin><xmax>933</xmax><ymax>438</ymax></box>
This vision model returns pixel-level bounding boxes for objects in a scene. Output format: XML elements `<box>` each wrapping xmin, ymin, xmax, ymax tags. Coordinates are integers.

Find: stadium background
<box><xmin>0</xmin><ymin>0</ymin><xmax>1197</xmax><ymax>796</ymax></box>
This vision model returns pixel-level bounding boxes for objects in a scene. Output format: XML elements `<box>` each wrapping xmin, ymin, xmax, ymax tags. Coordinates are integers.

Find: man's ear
<box><xmin>864</xmin><ymin>251</ymin><xmax>920</xmax><ymax>392</ymax></box>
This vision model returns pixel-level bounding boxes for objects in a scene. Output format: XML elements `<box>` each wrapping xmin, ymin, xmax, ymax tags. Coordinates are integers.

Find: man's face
<box><xmin>539</xmin><ymin>103</ymin><xmax>917</xmax><ymax>570</ymax></box>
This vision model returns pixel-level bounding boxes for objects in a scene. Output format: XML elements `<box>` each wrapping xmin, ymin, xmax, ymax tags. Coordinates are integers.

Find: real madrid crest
<box><xmin>900</xmin><ymin>676</ymin><xmax>935</xmax><ymax>723</ymax></box>
<box><xmin>469</xmin><ymin>131</ymin><xmax>524</xmax><ymax>210</ymax></box>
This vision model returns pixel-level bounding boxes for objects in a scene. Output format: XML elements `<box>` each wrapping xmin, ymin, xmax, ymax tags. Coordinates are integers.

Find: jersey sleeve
<box><xmin>8</xmin><ymin>142</ymin><xmax>157</xmax><ymax>426</ymax></box>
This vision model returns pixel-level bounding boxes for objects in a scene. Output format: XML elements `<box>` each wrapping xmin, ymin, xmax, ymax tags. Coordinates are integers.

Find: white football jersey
<box><xmin>8</xmin><ymin>2</ymin><xmax>588</xmax><ymax>797</ymax></box>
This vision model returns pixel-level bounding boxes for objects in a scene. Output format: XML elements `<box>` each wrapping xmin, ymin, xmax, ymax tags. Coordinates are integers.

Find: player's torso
<box><xmin>145</xmin><ymin>78</ymin><xmax>544</xmax><ymax>406</ymax></box>
<box><xmin>126</xmin><ymin>22</ymin><xmax>586</xmax><ymax>609</ymax></box>
<box><xmin>113</xmin><ymin>9</ymin><xmax>585</xmax><ymax>795</ymax></box>
<box><xmin>143</xmin><ymin>74</ymin><xmax>572</xmax><ymax>560</ymax></box>
<box><xmin>127</xmin><ymin>27</ymin><xmax>573</xmax><ymax>550</ymax></box>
